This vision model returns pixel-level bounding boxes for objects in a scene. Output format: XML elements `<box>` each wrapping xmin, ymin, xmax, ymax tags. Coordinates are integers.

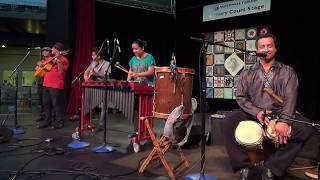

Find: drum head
<box><xmin>235</xmin><ymin>120</ymin><xmax>263</xmax><ymax>145</ymax></box>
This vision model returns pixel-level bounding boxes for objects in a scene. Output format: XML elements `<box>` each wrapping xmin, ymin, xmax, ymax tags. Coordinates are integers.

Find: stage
<box><xmin>0</xmin><ymin>107</ymin><xmax>318</xmax><ymax>180</ymax></box>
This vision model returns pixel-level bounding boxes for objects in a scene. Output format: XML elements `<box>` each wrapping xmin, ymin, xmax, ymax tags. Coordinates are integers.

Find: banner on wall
<box><xmin>203</xmin><ymin>0</ymin><xmax>271</xmax><ymax>22</ymax></box>
<box><xmin>205</xmin><ymin>25</ymin><xmax>271</xmax><ymax>99</ymax></box>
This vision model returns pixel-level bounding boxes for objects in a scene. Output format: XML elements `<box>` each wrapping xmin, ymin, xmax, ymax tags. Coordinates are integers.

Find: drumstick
<box><xmin>114</xmin><ymin>62</ymin><xmax>128</xmax><ymax>73</ymax></box>
<box><xmin>116</xmin><ymin>62</ymin><xmax>128</xmax><ymax>71</ymax></box>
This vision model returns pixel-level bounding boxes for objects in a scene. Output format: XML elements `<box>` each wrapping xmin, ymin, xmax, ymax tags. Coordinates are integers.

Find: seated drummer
<box><xmin>83</xmin><ymin>47</ymin><xmax>111</xmax><ymax>131</ymax></box>
<box><xmin>127</xmin><ymin>39</ymin><xmax>156</xmax><ymax>85</ymax></box>
<box><xmin>222</xmin><ymin>33</ymin><xmax>315</xmax><ymax>180</ymax></box>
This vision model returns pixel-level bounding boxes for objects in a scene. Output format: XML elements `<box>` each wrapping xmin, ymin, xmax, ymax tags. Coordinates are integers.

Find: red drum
<box><xmin>153</xmin><ymin>67</ymin><xmax>195</xmax><ymax>120</ymax></box>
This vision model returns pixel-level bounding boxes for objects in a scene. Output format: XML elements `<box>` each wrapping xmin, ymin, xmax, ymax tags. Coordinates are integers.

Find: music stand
<box><xmin>8</xmin><ymin>49</ymin><xmax>33</xmax><ymax>135</ymax></box>
<box><xmin>68</xmin><ymin>73</ymin><xmax>90</xmax><ymax>149</ymax></box>
<box><xmin>92</xmin><ymin>38</ymin><xmax>117</xmax><ymax>153</ymax></box>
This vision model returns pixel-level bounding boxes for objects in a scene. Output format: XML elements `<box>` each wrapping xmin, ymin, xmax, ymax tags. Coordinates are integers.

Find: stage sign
<box><xmin>203</xmin><ymin>0</ymin><xmax>271</xmax><ymax>22</ymax></box>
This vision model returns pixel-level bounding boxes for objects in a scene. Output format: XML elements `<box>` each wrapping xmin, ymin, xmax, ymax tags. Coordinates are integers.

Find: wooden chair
<box><xmin>138</xmin><ymin>117</ymin><xmax>189</xmax><ymax>180</ymax></box>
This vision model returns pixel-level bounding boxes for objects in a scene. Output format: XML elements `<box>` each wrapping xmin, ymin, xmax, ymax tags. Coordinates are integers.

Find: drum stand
<box><xmin>68</xmin><ymin>72</ymin><xmax>90</xmax><ymax>149</ymax></box>
<box><xmin>138</xmin><ymin>117</ymin><xmax>189</xmax><ymax>180</ymax></box>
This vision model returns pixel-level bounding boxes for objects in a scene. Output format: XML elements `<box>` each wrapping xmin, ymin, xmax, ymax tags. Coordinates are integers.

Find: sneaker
<box><xmin>305</xmin><ymin>168</ymin><xmax>319</xmax><ymax>179</ymax></box>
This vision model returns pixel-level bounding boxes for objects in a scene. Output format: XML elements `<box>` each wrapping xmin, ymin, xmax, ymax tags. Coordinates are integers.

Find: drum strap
<box><xmin>177</xmin><ymin>98</ymin><xmax>197</xmax><ymax>146</ymax></box>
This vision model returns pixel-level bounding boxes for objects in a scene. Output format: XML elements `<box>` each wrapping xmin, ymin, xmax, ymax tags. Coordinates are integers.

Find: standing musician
<box><xmin>83</xmin><ymin>47</ymin><xmax>111</xmax><ymax>130</ymax></box>
<box><xmin>127</xmin><ymin>39</ymin><xmax>156</xmax><ymax>85</ymax></box>
<box><xmin>35</xmin><ymin>47</ymin><xmax>51</xmax><ymax>122</ymax></box>
<box><xmin>38</xmin><ymin>42</ymin><xmax>69</xmax><ymax>129</ymax></box>
<box><xmin>127</xmin><ymin>39</ymin><xmax>156</xmax><ymax>137</ymax></box>
<box><xmin>222</xmin><ymin>33</ymin><xmax>315</xmax><ymax>180</ymax></box>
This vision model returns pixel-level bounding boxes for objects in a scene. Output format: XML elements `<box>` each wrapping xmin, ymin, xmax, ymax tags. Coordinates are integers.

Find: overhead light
<box><xmin>1</xmin><ymin>45</ymin><xmax>5</xmax><ymax>48</ymax></box>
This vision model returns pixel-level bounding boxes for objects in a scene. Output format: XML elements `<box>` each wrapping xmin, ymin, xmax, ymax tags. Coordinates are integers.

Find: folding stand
<box><xmin>138</xmin><ymin>117</ymin><xmax>189</xmax><ymax>180</ymax></box>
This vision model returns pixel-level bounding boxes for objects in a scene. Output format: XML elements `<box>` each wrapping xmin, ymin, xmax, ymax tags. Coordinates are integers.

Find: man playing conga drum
<box><xmin>222</xmin><ymin>33</ymin><xmax>315</xmax><ymax>180</ymax></box>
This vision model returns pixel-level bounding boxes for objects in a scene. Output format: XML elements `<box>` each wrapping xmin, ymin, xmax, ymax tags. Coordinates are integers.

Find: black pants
<box><xmin>42</xmin><ymin>87</ymin><xmax>64</xmax><ymax>125</ymax></box>
<box><xmin>37</xmin><ymin>85</ymin><xmax>44</xmax><ymax>114</ymax></box>
<box><xmin>222</xmin><ymin>109</ymin><xmax>315</xmax><ymax>177</ymax></box>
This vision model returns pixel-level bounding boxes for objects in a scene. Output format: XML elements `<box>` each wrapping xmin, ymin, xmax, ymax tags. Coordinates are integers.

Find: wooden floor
<box><xmin>0</xmin><ymin>106</ymin><xmax>319</xmax><ymax>180</ymax></box>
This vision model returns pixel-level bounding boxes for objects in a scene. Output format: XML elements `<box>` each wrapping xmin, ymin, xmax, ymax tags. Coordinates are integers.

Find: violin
<box><xmin>34</xmin><ymin>50</ymin><xmax>69</xmax><ymax>77</ymax></box>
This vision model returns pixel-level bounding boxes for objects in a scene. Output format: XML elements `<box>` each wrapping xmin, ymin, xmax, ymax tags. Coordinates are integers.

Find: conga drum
<box><xmin>153</xmin><ymin>67</ymin><xmax>195</xmax><ymax>120</ymax></box>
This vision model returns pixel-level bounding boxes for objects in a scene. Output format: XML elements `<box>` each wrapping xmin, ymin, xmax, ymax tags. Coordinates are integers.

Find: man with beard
<box><xmin>222</xmin><ymin>33</ymin><xmax>315</xmax><ymax>180</ymax></box>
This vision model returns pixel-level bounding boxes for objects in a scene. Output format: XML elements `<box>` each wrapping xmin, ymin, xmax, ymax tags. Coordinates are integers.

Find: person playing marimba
<box><xmin>84</xmin><ymin>47</ymin><xmax>111</xmax><ymax>131</ymax></box>
<box><xmin>127</xmin><ymin>39</ymin><xmax>156</xmax><ymax>84</ymax></box>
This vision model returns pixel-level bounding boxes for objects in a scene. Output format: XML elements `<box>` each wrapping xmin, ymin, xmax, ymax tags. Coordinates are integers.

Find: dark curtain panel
<box><xmin>66</xmin><ymin>0</ymin><xmax>95</xmax><ymax>115</ymax></box>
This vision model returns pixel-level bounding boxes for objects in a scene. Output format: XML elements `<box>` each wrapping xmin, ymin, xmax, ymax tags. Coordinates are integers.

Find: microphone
<box><xmin>107</xmin><ymin>39</ymin><xmax>110</xmax><ymax>54</ymax></box>
<box><xmin>248</xmin><ymin>52</ymin><xmax>267</xmax><ymax>58</ymax></box>
<box><xmin>28</xmin><ymin>47</ymin><xmax>41</xmax><ymax>50</ymax></box>
<box><xmin>190</xmin><ymin>37</ymin><xmax>204</xmax><ymax>42</ymax></box>
<box><xmin>116</xmin><ymin>39</ymin><xmax>121</xmax><ymax>53</ymax></box>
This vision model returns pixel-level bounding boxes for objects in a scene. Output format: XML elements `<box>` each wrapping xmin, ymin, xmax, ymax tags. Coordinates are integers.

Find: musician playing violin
<box><xmin>38</xmin><ymin>42</ymin><xmax>69</xmax><ymax>129</ymax></box>
<box><xmin>83</xmin><ymin>47</ymin><xmax>111</xmax><ymax>131</ymax></box>
<box><xmin>222</xmin><ymin>33</ymin><xmax>315</xmax><ymax>180</ymax></box>
<box><xmin>34</xmin><ymin>47</ymin><xmax>51</xmax><ymax>122</ymax></box>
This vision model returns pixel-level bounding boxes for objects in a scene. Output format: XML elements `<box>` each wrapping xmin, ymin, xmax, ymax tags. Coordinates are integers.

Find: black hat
<box><xmin>41</xmin><ymin>47</ymin><xmax>51</xmax><ymax>51</ymax></box>
<box><xmin>52</xmin><ymin>42</ymin><xmax>65</xmax><ymax>51</ymax></box>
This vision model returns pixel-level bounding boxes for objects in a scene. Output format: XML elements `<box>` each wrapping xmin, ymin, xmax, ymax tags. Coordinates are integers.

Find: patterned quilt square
<box><xmin>233</xmin><ymin>75</ymin><xmax>240</xmax><ymax>87</ymax></box>
<box><xmin>214</xmin><ymin>65</ymin><xmax>225</xmax><ymax>76</ymax></box>
<box><xmin>206</xmin><ymin>54</ymin><xmax>214</xmax><ymax>65</ymax></box>
<box><xmin>224</xmin><ymin>30</ymin><xmax>235</xmax><ymax>41</ymax></box>
<box><xmin>235</xmin><ymin>29</ymin><xmax>246</xmax><ymax>40</ymax></box>
<box><xmin>224</xmin><ymin>88</ymin><xmax>233</xmax><ymax>99</ymax></box>
<box><xmin>206</xmin><ymin>66</ymin><xmax>214</xmax><ymax>76</ymax></box>
<box><xmin>224</xmin><ymin>41</ymin><xmax>235</xmax><ymax>53</ymax></box>
<box><xmin>258</xmin><ymin>25</ymin><xmax>271</xmax><ymax>37</ymax></box>
<box><xmin>214</xmin><ymin>88</ymin><xmax>224</xmax><ymax>98</ymax></box>
<box><xmin>235</xmin><ymin>40</ymin><xmax>245</xmax><ymax>53</ymax></box>
<box><xmin>246</xmin><ymin>27</ymin><xmax>258</xmax><ymax>39</ymax></box>
<box><xmin>246</xmin><ymin>40</ymin><xmax>257</xmax><ymax>51</ymax></box>
<box><xmin>224</xmin><ymin>75</ymin><xmax>234</xmax><ymax>87</ymax></box>
<box><xmin>214</xmin><ymin>54</ymin><xmax>224</xmax><ymax>64</ymax></box>
<box><xmin>206</xmin><ymin>44</ymin><xmax>213</xmax><ymax>54</ymax></box>
<box><xmin>206</xmin><ymin>77</ymin><xmax>213</xmax><ymax>87</ymax></box>
<box><xmin>214</xmin><ymin>31</ymin><xmax>224</xmax><ymax>42</ymax></box>
<box><xmin>214</xmin><ymin>43</ymin><xmax>224</xmax><ymax>54</ymax></box>
<box><xmin>224</xmin><ymin>53</ymin><xmax>245</xmax><ymax>77</ymax></box>
<box><xmin>214</xmin><ymin>77</ymin><xmax>224</xmax><ymax>87</ymax></box>
<box><xmin>206</xmin><ymin>88</ymin><xmax>214</xmax><ymax>98</ymax></box>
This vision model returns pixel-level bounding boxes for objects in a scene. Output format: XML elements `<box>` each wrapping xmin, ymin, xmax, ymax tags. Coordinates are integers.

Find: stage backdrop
<box><xmin>205</xmin><ymin>25</ymin><xmax>270</xmax><ymax>99</ymax></box>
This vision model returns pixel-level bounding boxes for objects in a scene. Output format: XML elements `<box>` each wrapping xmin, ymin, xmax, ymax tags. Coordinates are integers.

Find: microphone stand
<box><xmin>8</xmin><ymin>49</ymin><xmax>32</xmax><ymax>135</ymax></box>
<box><xmin>69</xmin><ymin>38</ymin><xmax>110</xmax><ymax>150</ymax></box>
<box><xmin>92</xmin><ymin>39</ymin><xmax>116</xmax><ymax>153</ymax></box>
<box><xmin>277</xmin><ymin>113</ymin><xmax>320</xmax><ymax>129</ymax></box>
<box><xmin>67</xmin><ymin>70</ymin><xmax>90</xmax><ymax>149</ymax></box>
<box><xmin>186</xmin><ymin>41</ymin><xmax>217</xmax><ymax>180</ymax></box>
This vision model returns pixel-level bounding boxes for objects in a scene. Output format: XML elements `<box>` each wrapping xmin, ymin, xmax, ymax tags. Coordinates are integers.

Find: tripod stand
<box><xmin>8</xmin><ymin>49</ymin><xmax>33</xmax><ymax>135</ymax></box>
<box><xmin>92</xmin><ymin>38</ymin><xmax>118</xmax><ymax>153</ymax></box>
<box><xmin>68</xmin><ymin>73</ymin><xmax>90</xmax><ymax>149</ymax></box>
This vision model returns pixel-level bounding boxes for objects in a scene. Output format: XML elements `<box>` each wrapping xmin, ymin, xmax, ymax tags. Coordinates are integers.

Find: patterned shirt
<box><xmin>128</xmin><ymin>53</ymin><xmax>156</xmax><ymax>84</ymax></box>
<box><xmin>236</xmin><ymin>61</ymin><xmax>299</xmax><ymax>121</ymax></box>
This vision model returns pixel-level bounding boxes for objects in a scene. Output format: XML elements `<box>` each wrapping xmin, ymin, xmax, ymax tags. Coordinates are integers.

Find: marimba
<box><xmin>81</xmin><ymin>80</ymin><xmax>154</xmax><ymax>143</ymax></box>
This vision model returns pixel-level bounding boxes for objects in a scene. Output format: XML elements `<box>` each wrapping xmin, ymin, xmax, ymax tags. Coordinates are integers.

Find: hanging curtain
<box><xmin>66</xmin><ymin>0</ymin><xmax>96</xmax><ymax>117</ymax></box>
